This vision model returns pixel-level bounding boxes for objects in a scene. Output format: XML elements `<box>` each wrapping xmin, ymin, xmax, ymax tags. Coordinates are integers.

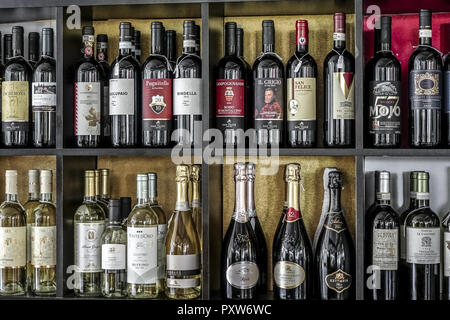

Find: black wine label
<box><xmin>445</xmin><ymin>71</ymin><xmax>450</xmax><ymax>113</ymax></box>
<box><xmin>324</xmin><ymin>214</ymin><xmax>347</xmax><ymax>233</ymax></box>
<box><xmin>369</xmin><ymin>81</ymin><xmax>401</xmax><ymax>134</ymax></box>
<box><xmin>325</xmin><ymin>269</ymin><xmax>352</xmax><ymax>293</ymax></box>
<box><xmin>409</xmin><ymin>70</ymin><xmax>441</xmax><ymax>110</ymax></box>
<box><xmin>254</xmin><ymin>78</ymin><xmax>284</xmax><ymax>130</ymax></box>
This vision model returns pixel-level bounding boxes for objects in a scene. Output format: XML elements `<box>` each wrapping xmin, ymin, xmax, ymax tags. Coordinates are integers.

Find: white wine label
<box><xmin>332</xmin><ymin>72</ymin><xmax>354</xmax><ymax>120</ymax></box>
<box><xmin>32</xmin><ymin>82</ymin><xmax>56</xmax><ymax>112</ymax></box>
<box><xmin>167</xmin><ymin>277</ymin><xmax>201</xmax><ymax>289</ymax></box>
<box><xmin>406</xmin><ymin>227</ymin><xmax>440</xmax><ymax>264</ymax></box>
<box><xmin>31</xmin><ymin>226</ymin><xmax>56</xmax><ymax>267</ymax></box>
<box><xmin>109</xmin><ymin>79</ymin><xmax>135</xmax><ymax>116</ymax></box>
<box><xmin>226</xmin><ymin>261</ymin><xmax>259</xmax><ymax>289</ymax></box>
<box><xmin>372</xmin><ymin>228</ymin><xmax>398</xmax><ymax>270</ymax></box>
<box><xmin>400</xmin><ymin>224</ymin><xmax>406</xmax><ymax>260</ymax></box>
<box><xmin>75</xmin><ymin>222</ymin><xmax>105</xmax><ymax>272</ymax></box>
<box><xmin>0</xmin><ymin>226</ymin><xmax>26</xmax><ymax>268</ymax></box>
<box><xmin>173</xmin><ymin>78</ymin><xmax>202</xmax><ymax>115</ymax></box>
<box><xmin>102</xmin><ymin>244</ymin><xmax>126</xmax><ymax>270</ymax></box>
<box><xmin>127</xmin><ymin>226</ymin><xmax>157</xmax><ymax>284</ymax></box>
<box><xmin>444</xmin><ymin>232</ymin><xmax>450</xmax><ymax>277</ymax></box>
<box><xmin>287</xmin><ymin>77</ymin><xmax>316</xmax><ymax>132</ymax></box>
<box><xmin>325</xmin><ymin>269</ymin><xmax>352</xmax><ymax>293</ymax></box>
<box><xmin>74</xmin><ymin>82</ymin><xmax>101</xmax><ymax>136</ymax></box>
<box><xmin>273</xmin><ymin>261</ymin><xmax>306</xmax><ymax>289</ymax></box>
<box><xmin>157</xmin><ymin>224</ymin><xmax>167</xmax><ymax>280</ymax></box>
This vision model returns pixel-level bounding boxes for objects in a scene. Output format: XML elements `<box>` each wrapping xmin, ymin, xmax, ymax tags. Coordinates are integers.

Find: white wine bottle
<box><xmin>31</xmin><ymin>170</ymin><xmax>56</xmax><ymax>296</ymax></box>
<box><xmin>165</xmin><ymin>165</ymin><xmax>201</xmax><ymax>299</ymax></box>
<box><xmin>191</xmin><ymin>165</ymin><xmax>202</xmax><ymax>251</ymax></box>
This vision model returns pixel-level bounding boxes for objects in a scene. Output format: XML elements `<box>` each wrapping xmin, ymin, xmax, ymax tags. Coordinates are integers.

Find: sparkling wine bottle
<box><xmin>190</xmin><ymin>165</ymin><xmax>202</xmax><ymax>251</ymax></box>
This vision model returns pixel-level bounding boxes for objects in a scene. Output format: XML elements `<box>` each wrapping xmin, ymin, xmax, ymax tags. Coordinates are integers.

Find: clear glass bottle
<box><xmin>190</xmin><ymin>165</ymin><xmax>202</xmax><ymax>251</ymax></box>
<box><xmin>165</xmin><ymin>165</ymin><xmax>201</xmax><ymax>299</ymax></box>
<box><xmin>101</xmin><ymin>199</ymin><xmax>127</xmax><ymax>298</ymax></box>
<box><xmin>0</xmin><ymin>170</ymin><xmax>26</xmax><ymax>295</ymax></box>
<box><xmin>31</xmin><ymin>170</ymin><xmax>56</xmax><ymax>296</ymax></box>
<box><xmin>73</xmin><ymin>170</ymin><xmax>106</xmax><ymax>297</ymax></box>
<box><xmin>127</xmin><ymin>174</ymin><xmax>159</xmax><ymax>298</ymax></box>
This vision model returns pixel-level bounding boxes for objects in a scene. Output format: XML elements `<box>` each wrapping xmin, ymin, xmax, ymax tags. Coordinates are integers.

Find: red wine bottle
<box><xmin>133</xmin><ymin>30</ymin><xmax>141</xmax><ymax>64</ymax></box>
<box><xmin>273</xmin><ymin>163</ymin><xmax>313</xmax><ymax>299</ymax></box>
<box><xmin>445</xmin><ymin>47</ymin><xmax>450</xmax><ymax>145</ymax></box>
<box><xmin>215</xmin><ymin>22</ymin><xmax>247</xmax><ymax>146</ymax></box>
<box><xmin>3</xmin><ymin>34</ymin><xmax>12</xmax><ymax>63</ymax></box>
<box><xmin>252</xmin><ymin>20</ymin><xmax>284</xmax><ymax>146</ymax></box>
<box><xmin>409</xmin><ymin>9</ymin><xmax>442</xmax><ymax>147</ymax></box>
<box><xmin>442</xmin><ymin>199</ymin><xmax>450</xmax><ymax>299</ymax></box>
<box><xmin>324</xmin><ymin>13</ymin><xmax>355</xmax><ymax>147</ymax></box>
<box><xmin>142</xmin><ymin>22</ymin><xmax>173</xmax><ymax>147</ymax></box>
<box><xmin>96</xmin><ymin>34</ymin><xmax>111</xmax><ymax>146</ymax></box>
<box><xmin>286</xmin><ymin>20</ymin><xmax>317</xmax><ymax>147</ymax></box>
<box><xmin>165</xmin><ymin>30</ymin><xmax>177</xmax><ymax>71</ymax></box>
<box><xmin>110</xmin><ymin>22</ymin><xmax>141</xmax><ymax>147</ymax></box>
<box><xmin>314</xmin><ymin>170</ymin><xmax>355</xmax><ymax>300</ymax></box>
<box><xmin>28</xmin><ymin>32</ymin><xmax>39</xmax><ymax>68</ymax></box>
<box><xmin>222</xmin><ymin>163</ymin><xmax>259</xmax><ymax>299</ymax></box>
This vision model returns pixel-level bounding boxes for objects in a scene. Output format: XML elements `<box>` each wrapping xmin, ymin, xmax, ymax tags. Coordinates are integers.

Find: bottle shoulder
<box><xmin>286</xmin><ymin>52</ymin><xmax>317</xmax><ymax>70</ymax></box>
<box><xmin>101</xmin><ymin>225</ymin><xmax>127</xmax><ymax>244</ymax></box>
<box><xmin>74</xmin><ymin>201</ymin><xmax>106</xmax><ymax>221</ymax></box>
<box><xmin>217</xmin><ymin>55</ymin><xmax>246</xmax><ymax>71</ymax></box>
<box><xmin>110</xmin><ymin>55</ymin><xmax>141</xmax><ymax>75</ymax></box>
<box><xmin>366</xmin><ymin>203</ymin><xmax>399</xmax><ymax>221</ymax></box>
<box><xmin>405</xmin><ymin>207</ymin><xmax>440</xmax><ymax>227</ymax></box>
<box><xmin>127</xmin><ymin>205</ymin><xmax>158</xmax><ymax>226</ymax></box>
<box><xmin>252</xmin><ymin>53</ymin><xmax>284</xmax><ymax>72</ymax></box>
<box><xmin>0</xmin><ymin>201</ymin><xmax>26</xmax><ymax>222</ymax></box>
<box><xmin>408</xmin><ymin>46</ymin><xmax>443</xmax><ymax>69</ymax></box>
<box><xmin>142</xmin><ymin>55</ymin><xmax>171</xmax><ymax>74</ymax></box>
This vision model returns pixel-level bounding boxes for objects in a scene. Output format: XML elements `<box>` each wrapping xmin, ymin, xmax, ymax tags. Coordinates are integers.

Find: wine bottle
<box><xmin>215</xmin><ymin>22</ymin><xmax>247</xmax><ymax>146</ymax></box>
<box><xmin>324</xmin><ymin>13</ymin><xmax>355</xmax><ymax>147</ymax></box>
<box><xmin>120</xmin><ymin>196</ymin><xmax>131</xmax><ymax>229</ymax></box>
<box><xmin>96</xmin><ymin>34</ymin><xmax>111</xmax><ymax>146</ymax></box>
<box><xmin>134</xmin><ymin>30</ymin><xmax>141</xmax><ymax>64</ymax></box>
<box><xmin>110</xmin><ymin>22</ymin><xmax>141</xmax><ymax>147</ymax></box>
<box><xmin>3</xmin><ymin>26</ymin><xmax>33</xmax><ymax>147</ymax></box>
<box><xmin>409</xmin><ymin>9</ymin><xmax>442</xmax><ymax>147</ymax></box>
<box><xmin>173</xmin><ymin>20</ymin><xmax>202</xmax><ymax>146</ymax></box>
<box><xmin>222</xmin><ymin>163</ymin><xmax>259</xmax><ymax>299</ymax></box>
<box><xmin>366</xmin><ymin>17</ymin><xmax>401</xmax><ymax>147</ymax></box>
<box><xmin>73</xmin><ymin>170</ymin><xmax>106</xmax><ymax>297</ymax></box>
<box><xmin>246</xmin><ymin>162</ymin><xmax>267</xmax><ymax>294</ymax></box>
<box><xmin>32</xmin><ymin>28</ymin><xmax>56</xmax><ymax>147</ymax></box>
<box><xmin>127</xmin><ymin>174</ymin><xmax>159</xmax><ymax>298</ymax></box>
<box><xmin>445</xmin><ymin>48</ymin><xmax>450</xmax><ymax>145</ymax></box>
<box><xmin>190</xmin><ymin>165</ymin><xmax>202</xmax><ymax>251</ymax></box>
<box><xmin>315</xmin><ymin>170</ymin><xmax>355</xmax><ymax>300</ymax></box>
<box><xmin>0</xmin><ymin>33</ymin><xmax>4</xmax><ymax>130</ymax></box>
<box><xmin>286</xmin><ymin>20</ymin><xmax>317</xmax><ymax>147</ymax></box>
<box><xmin>405</xmin><ymin>171</ymin><xmax>440</xmax><ymax>300</ymax></box>
<box><xmin>273</xmin><ymin>176</ymin><xmax>288</xmax><ymax>256</ymax></box>
<box><xmin>442</xmin><ymin>198</ymin><xmax>450</xmax><ymax>300</ymax></box>
<box><xmin>364</xmin><ymin>171</ymin><xmax>399</xmax><ymax>300</ymax></box>
<box><xmin>101</xmin><ymin>199</ymin><xmax>127</xmax><ymax>298</ymax></box>
<box><xmin>273</xmin><ymin>163</ymin><xmax>313</xmax><ymax>300</ymax></box>
<box><xmin>3</xmin><ymin>34</ymin><xmax>12</xmax><ymax>63</ymax></box>
<box><xmin>94</xmin><ymin>169</ymin><xmax>109</xmax><ymax>217</ymax></box>
<box><xmin>142</xmin><ymin>22</ymin><xmax>173</xmax><ymax>147</ymax></box>
<box><xmin>73</xmin><ymin>26</ymin><xmax>103</xmax><ymax>147</ymax></box>
<box><xmin>194</xmin><ymin>24</ymin><xmax>200</xmax><ymax>57</ymax></box>
<box><xmin>253</xmin><ymin>20</ymin><xmax>284</xmax><ymax>146</ymax></box>
<box><xmin>31</xmin><ymin>169</ymin><xmax>56</xmax><ymax>296</ymax></box>
<box><xmin>165</xmin><ymin>30</ymin><xmax>177</xmax><ymax>71</ymax></box>
<box><xmin>28</xmin><ymin>32</ymin><xmax>39</xmax><ymax>68</ymax></box>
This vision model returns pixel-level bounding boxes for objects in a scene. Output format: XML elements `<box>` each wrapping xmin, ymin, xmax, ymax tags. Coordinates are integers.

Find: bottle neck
<box><xmin>246</xmin><ymin>179</ymin><xmax>256</xmax><ymax>213</ymax></box>
<box><xmin>81</xmin><ymin>35</ymin><xmax>94</xmax><ymax>59</ymax></box>
<box><xmin>225</xmin><ymin>43</ymin><xmax>236</xmax><ymax>56</ymax></box>
<box><xmin>41</xmin><ymin>34</ymin><xmax>54</xmax><ymax>57</ymax></box>
<box><xmin>175</xmin><ymin>180</ymin><xmax>190</xmax><ymax>211</ymax></box>
<box><xmin>119</xmin><ymin>39</ymin><xmax>133</xmax><ymax>56</ymax></box>
<box><xmin>137</xmin><ymin>197</ymin><xmax>147</xmax><ymax>205</ymax></box>
<box><xmin>28</xmin><ymin>192</ymin><xmax>39</xmax><ymax>201</ymax></box>
<box><xmin>148</xmin><ymin>196</ymin><xmax>158</xmax><ymax>205</ymax></box>
<box><xmin>419</xmin><ymin>28</ymin><xmax>432</xmax><ymax>46</ymax></box>
<box><xmin>334</xmin><ymin>39</ymin><xmax>346</xmax><ymax>50</ymax></box>
<box><xmin>97</xmin><ymin>46</ymin><xmax>108</xmax><ymax>61</ymax></box>
<box><xmin>263</xmin><ymin>43</ymin><xmax>274</xmax><ymax>53</ymax></box>
<box><xmin>6</xmin><ymin>193</ymin><xmax>18</xmax><ymax>202</ymax></box>
<box><xmin>287</xmin><ymin>181</ymin><xmax>300</xmax><ymax>210</ymax></box>
<box><xmin>183</xmin><ymin>41</ymin><xmax>196</xmax><ymax>54</ymax></box>
<box><xmin>296</xmin><ymin>44</ymin><xmax>308</xmax><ymax>53</ymax></box>
<box><xmin>233</xmin><ymin>179</ymin><xmax>247</xmax><ymax>222</ymax></box>
<box><xmin>41</xmin><ymin>193</ymin><xmax>52</xmax><ymax>202</ymax></box>
<box><xmin>380</xmin><ymin>42</ymin><xmax>391</xmax><ymax>51</ymax></box>
<box><xmin>192</xmin><ymin>181</ymin><xmax>200</xmax><ymax>203</ymax></box>
<box><xmin>328</xmin><ymin>188</ymin><xmax>342</xmax><ymax>212</ymax></box>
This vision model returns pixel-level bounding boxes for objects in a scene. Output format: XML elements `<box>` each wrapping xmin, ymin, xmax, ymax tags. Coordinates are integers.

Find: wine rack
<box><xmin>1</xmin><ymin>0</ymin><xmax>450</xmax><ymax>301</ymax></box>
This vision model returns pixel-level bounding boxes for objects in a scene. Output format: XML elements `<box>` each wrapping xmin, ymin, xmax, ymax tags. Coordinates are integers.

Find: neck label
<box><xmin>419</xmin><ymin>29</ymin><xmax>432</xmax><ymax>38</ymax></box>
<box><xmin>286</xmin><ymin>207</ymin><xmax>301</xmax><ymax>222</ymax></box>
<box><xmin>333</xmin><ymin>33</ymin><xmax>346</xmax><ymax>41</ymax></box>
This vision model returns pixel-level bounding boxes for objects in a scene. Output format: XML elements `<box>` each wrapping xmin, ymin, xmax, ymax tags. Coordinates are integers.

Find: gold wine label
<box><xmin>2</xmin><ymin>81</ymin><xmax>29</xmax><ymax>122</ymax></box>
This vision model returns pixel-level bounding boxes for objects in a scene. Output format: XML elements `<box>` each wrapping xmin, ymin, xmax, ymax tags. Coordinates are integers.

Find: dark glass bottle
<box><xmin>442</xmin><ymin>200</ymin><xmax>450</xmax><ymax>300</ymax></box>
<box><xmin>165</xmin><ymin>30</ymin><xmax>177</xmax><ymax>71</ymax></box>
<box><xmin>133</xmin><ymin>30</ymin><xmax>141</xmax><ymax>64</ymax></box>
<box><xmin>314</xmin><ymin>170</ymin><xmax>355</xmax><ymax>300</ymax></box>
<box><xmin>324</xmin><ymin>13</ymin><xmax>355</xmax><ymax>147</ymax></box>
<box><xmin>110</xmin><ymin>22</ymin><xmax>141</xmax><ymax>147</ymax></box>
<box><xmin>444</xmin><ymin>40</ymin><xmax>450</xmax><ymax>145</ymax></box>
<box><xmin>364</xmin><ymin>171</ymin><xmax>399</xmax><ymax>300</ymax></box>
<box><xmin>222</xmin><ymin>163</ymin><xmax>259</xmax><ymax>299</ymax></box>
<box><xmin>286</xmin><ymin>20</ymin><xmax>317</xmax><ymax>147</ymax></box>
<box><xmin>0</xmin><ymin>32</ymin><xmax>4</xmax><ymax>127</ymax></box>
<box><xmin>215</xmin><ymin>22</ymin><xmax>247</xmax><ymax>146</ymax></box>
<box><xmin>194</xmin><ymin>24</ymin><xmax>200</xmax><ymax>57</ymax></box>
<box><xmin>32</xmin><ymin>28</ymin><xmax>56</xmax><ymax>147</ymax></box>
<box><xmin>366</xmin><ymin>16</ymin><xmax>401</xmax><ymax>148</ymax></box>
<box><xmin>3</xmin><ymin>34</ymin><xmax>12</xmax><ymax>63</ymax></box>
<box><xmin>273</xmin><ymin>163</ymin><xmax>313</xmax><ymax>300</ymax></box>
<box><xmin>405</xmin><ymin>171</ymin><xmax>440</xmax><ymax>300</ymax></box>
<box><xmin>2</xmin><ymin>26</ymin><xmax>32</xmax><ymax>147</ymax></box>
<box><xmin>142</xmin><ymin>22</ymin><xmax>173</xmax><ymax>147</ymax></box>
<box><xmin>96</xmin><ymin>34</ymin><xmax>111</xmax><ymax>146</ymax></box>
<box><xmin>173</xmin><ymin>20</ymin><xmax>202</xmax><ymax>146</ymax></box>
<box><xmin>73</xmin><ymin>26</ymin><xmax>103</xmax><ymax>147</ymax></box>
<box><xmin>28</xmin><ymin>32</ymin><xmax>39</xmax><ymax>68</ymax></box>
<box><xmin>409</xmin><ymin>9</ymin><xmax>442</xmax><ymax>147</ymax></box>
<box><xmin>236</xmin><ymin>27</ymin><xmax>252</xmax><ymax>134</ymax></box>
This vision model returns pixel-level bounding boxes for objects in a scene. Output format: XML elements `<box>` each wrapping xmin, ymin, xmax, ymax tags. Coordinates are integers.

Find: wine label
<box><xmin>2</xmin><ymin>81</ymin><xmax>29</xmax><ymax>132</ymax></box>
<box><xmin>32</xmin><ymin>82</ymin><xmax>56</xmax><ymax>113</ymax></box>
<box><xmin>444</xmin><ymin>232</ymin><xmax>450</xmax><ymax>277</ymax></box>
<box><xmin>166</xmin><ymin>254</ymin><xmax>201</xmax><ymax>288</ymax></box>
<box><xmin>142</xmin><ymin>78</ymin><xmax>172</xmax><ymax>131</ymax></box>
<box><xmin>226</xmin><ymin>261</ymin><xmax>259</xmax><ymax>289</ymax></box>
<box><xmin>376</xmin><ymin>192</ymin><xmax>391</xmax><ymax>201</ymax></box>
<box><xmin>415</xmin><ymin>192</ymin><xmax>429</xmax><ymax>200</ymax></box>
<box><xmin>372</xmin><ymin>228</ymin><xmax>398</xmax><ymax>270</ymax></box>
<box><xmin>127</xmin><ymin>226</ymin><xmax>157</xmax><ymax>284</ymax></box>
<box><xmin>31</xmin><ymin>226</ymin><xmax>56</xmax><ymax>267</ymax></box>
<box><xmin>273</xmin><ymin>261</ymin><xmax>305</xmax><ymax>289</ymax></box>
<box><xmin>254</xmin><ymin>78</ymin><xmax>284</xmax><ymax>130</ymax></box>
<box><xmin>0</xmin><ymin>226</ymin><xmax>26</xmax><ymax>268</ymax></box>
<box><xmin>287</xmin><ymin>77</ymin><xmax>316</xmax><ymax>131</ymax></box>
<box><xmin>369</xmin><ymin>80</ymin><xmax>401</xmax><ymax>134</ymax></box>
<box><xmin>406</xmin><ymin>227</ymin><xmax>440</xmax><ymax>264</ymax></box>
<box><xmin>324</xmin><ymin>214</ymin><xmax>347</xmax><ymax>233</ymax></box>
<box><xmin>103</xmin><ymin>85</ymin><xmax>110</xmax><ymax>137</ymax></box>
<box><xmin>332</xmin><ymin>72</ymin><xmax>354</xmax><ymax>120</ymax></box>
<box><xmin>419</xmin><ymin>29</ymin><xmax>432</xmax><ymax>38</ymax></box>
<box><xmin>216</xmin><ymin>79</ymin><xmax>245</xmax><ymax>132</ymax></box>
<box><xmin>157</xmin><ymin>224</ymin><xmax>167</xmax><ymax>280</ymax></box>
<box><xmin>109</xmin><ymin>78</ymin><xmax>135</xmax><ymax>115</ymax></box>
<box><xmin>119</xmin><ymin>41</ymin><xmax>133</xmax><ymax>50</ymax></box>
<box><xmin>75</xmin><ymin>222</ymin><xmax>105</xmax><ymax>272</ymax></box>
<box><xmin>286</xmin><ymin>207</ymin><xmax>301</xmax><ymax>223</ymax></box>
<box><xmin>101</xmin><ymin>243</ymin><xmax>126</xmax><ymax>270</ymax></box>
<box><xmin>173</xmin><ymin>78</ymin><xmax>202</xmax><ymax>115</ymax></box>
<box><xmin>74</xmin><ymin>82</ymin><xmax>101</xmax><ymax>136</ymax></box>
<box><xmin>232</xmin><ymin>210</ymin><xmax>248</xmax><ymax>223</ymax></box>
<box><xmin>400</xmin><ymin>224</ymin><xmax>406</xmax><ymax>260</ymax></box>
<box><xmin>333</xmin><ymin>33</ymin><xmax>346</xmax><ymax>41</ymax></box>
<box><xmin>325</xmin><ymin>269</ymin><xmax>352</xmax><ymax>293</ymax></box>
<box><xmin>183</xmin><ymin>40</ymin><xmax>196</xmax><ymax>48</ymax></box>
<box><xmin>409</xmin><ymin>70</ymin><xmax>441</xmax><ymax>110</ymax></box>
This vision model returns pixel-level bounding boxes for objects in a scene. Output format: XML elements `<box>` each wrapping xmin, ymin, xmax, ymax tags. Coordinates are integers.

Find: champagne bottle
<box><xmin>191</xmin><ymin>165</ymin><xmax>202</xmax><ymax>251</ymax></box>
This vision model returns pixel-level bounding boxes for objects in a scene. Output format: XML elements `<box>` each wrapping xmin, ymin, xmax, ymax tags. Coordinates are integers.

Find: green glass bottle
<box><xmin>94</xmin><ymin>169</ymin><xmax>109</xmax><ymax>217</ymax></box>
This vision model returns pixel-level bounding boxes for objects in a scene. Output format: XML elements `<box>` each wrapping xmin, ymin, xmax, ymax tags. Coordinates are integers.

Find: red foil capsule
<box><xmin>334</xmin><ymin>12</ymin><xmax>346</xmax><ymax>33</ymax></box>
<box><xmin>296</xmin><ymin>20</ymin><xmax>308</xmax><ymax>46</ymax></box>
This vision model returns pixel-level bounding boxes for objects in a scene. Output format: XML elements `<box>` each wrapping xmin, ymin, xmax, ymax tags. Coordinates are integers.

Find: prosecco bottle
<box><xmin>96</xmin><ymin>34</ymin><xmax>111</xmax><ymax>146</ymax></box>
<box><xmin>273</xmin><ymin>163</ymin><xmax>313</xmax><ymax>300</ymax></box>
<box><xmin>409</xmin><ymin>9</ymin><xmax>442</xmax><ymax>147</ymax></box>
<box><xmin>286</xmin><ymin>20</ymin><xmax>317</xmax><ymax>147</ymax></box>
<box><xmin>324</xmin><ymin>13</ymin><xmax>355</xmax><ymax>147</ymax></box>
<box><xmin>364</xmin><ymin>171</ymin><xmax>399</xmax><ymax>300</ymax></box>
